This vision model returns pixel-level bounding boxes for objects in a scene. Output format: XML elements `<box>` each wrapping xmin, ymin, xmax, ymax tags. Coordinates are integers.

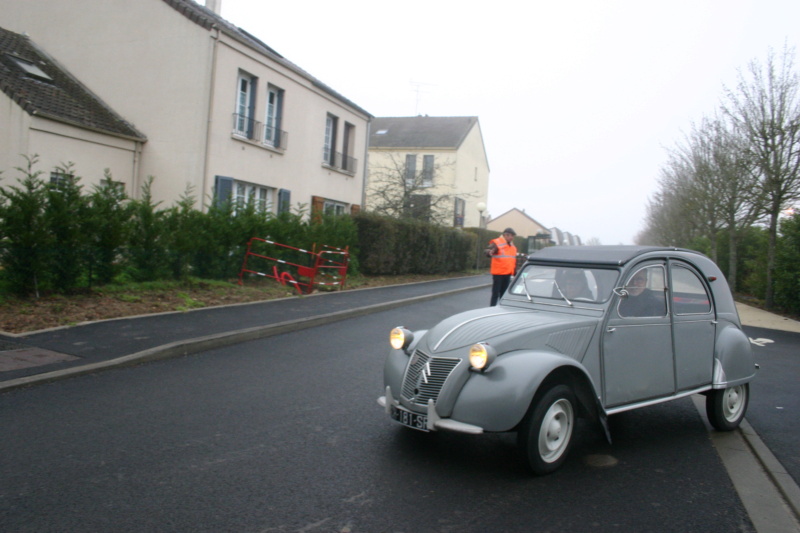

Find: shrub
<box><xmin>0</xmin><ymin>156</ymin><xmax>52</xmax><ymax>296</ymax></box>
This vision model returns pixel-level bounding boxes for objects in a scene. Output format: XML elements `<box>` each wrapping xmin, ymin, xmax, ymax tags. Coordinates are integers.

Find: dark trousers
<box><xmin>490</xmin><ymin>274</ymin><xmax>512</xmax><ymax>306</ymax></box>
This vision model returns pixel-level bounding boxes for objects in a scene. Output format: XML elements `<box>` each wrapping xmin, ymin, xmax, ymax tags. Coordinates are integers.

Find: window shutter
<box><xmin>278</xmin><ymin>188</ymin><xmax>291</xmax><ymax>214</ymax></box>
<box><xmin>311</xmin><ymin>195</ymin><xmax>325</xmax><ymax>222</ymax></box>
<box><xmin>214</xmin><ymin>176</ymin><xmax>234</xmax><ymax>207</ymax></box>
<box><xmin>248</xmin><ymin>78</ymin><xmax>257</xmax><ymax>139</ymax></box>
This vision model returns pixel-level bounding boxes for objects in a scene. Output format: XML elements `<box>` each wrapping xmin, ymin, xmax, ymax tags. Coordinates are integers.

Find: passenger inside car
<box><xmin>556</xmin><ymin>269</ymin><xmax>593</xmax><ymax>301</ymax></box>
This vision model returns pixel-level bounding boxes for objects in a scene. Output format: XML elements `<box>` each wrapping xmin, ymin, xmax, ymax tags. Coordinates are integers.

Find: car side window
<box><xmin>618</xmin><ymin>265</ymin><xmax>668</xmax><ymax>318</ymax></box>
<box><xmin>671</xmin><ymin>265</ymin><xmax>712</xmax><ymax>315</ymax></box>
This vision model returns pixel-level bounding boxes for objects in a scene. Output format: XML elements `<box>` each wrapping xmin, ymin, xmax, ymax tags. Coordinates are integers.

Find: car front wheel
<box><xmin>518</xmin><ymin>384</ymin><xmax>576</xmax><ymax>475</ymax></box>
<box><xmin>706</xmin><ymin>383</ymin><xmax>749</xmax><ymax>431</ymax></box>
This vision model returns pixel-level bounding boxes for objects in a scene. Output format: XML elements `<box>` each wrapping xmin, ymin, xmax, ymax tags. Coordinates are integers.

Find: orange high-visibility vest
<box><xmin>489</xmin><ymin>237</ymin><xmax>517</xmax><ymax>275</ymax></box>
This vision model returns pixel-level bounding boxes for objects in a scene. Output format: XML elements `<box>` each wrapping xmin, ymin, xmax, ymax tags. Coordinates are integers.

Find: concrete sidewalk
<box><xmin>736</xmin><ymin>302</ymin><xmax>800</xmax><ymax>334</ymax></box>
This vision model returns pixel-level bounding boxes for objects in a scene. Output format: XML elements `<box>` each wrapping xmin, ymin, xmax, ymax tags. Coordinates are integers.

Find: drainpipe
<box><xmin>201</xmin><ymin>25</ymin><xmax>220</xmax><ymax>211</ymax></box>
<box><xmin>361</xmin><ymin>119</ymin><xmax>371</xmax><ymax>210</ymax></box>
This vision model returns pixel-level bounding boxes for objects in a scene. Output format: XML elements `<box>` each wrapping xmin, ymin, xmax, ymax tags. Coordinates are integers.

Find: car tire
<box><xmin>518</xmin><ymin>384</ymin><xmax>576</xmax><ymax>475</ymax></box>
<box><xmin>705</xmin><ymin>383</ymin><xmax>749</xmax><ymax>431</ymax></box>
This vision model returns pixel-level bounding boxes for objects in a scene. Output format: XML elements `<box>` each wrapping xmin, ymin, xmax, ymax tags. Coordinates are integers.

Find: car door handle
<box><xmin>606</xmin><ymin>327</ymin><xmax>616</xmax><ymax>333</ymax></box>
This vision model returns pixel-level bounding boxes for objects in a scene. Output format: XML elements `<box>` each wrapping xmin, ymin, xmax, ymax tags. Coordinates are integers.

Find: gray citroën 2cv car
<box><xmin>378</xmin><ymin>246</ymin><xmax>757</xmax><ymax>474</ymax></box>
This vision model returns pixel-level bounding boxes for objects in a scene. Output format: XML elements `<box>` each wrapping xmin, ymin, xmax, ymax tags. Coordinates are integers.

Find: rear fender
<box><xmin>713</xmin><ymin>323</ymin><xmax>757</xmax><ymax>388</ymax></box>
<box><xmin>449</xmin><ymin>350</ymin><xmax>600</xmax><ymax>432</ymax></box>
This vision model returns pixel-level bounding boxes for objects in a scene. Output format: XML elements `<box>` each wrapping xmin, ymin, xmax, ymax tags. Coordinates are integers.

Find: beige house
<box><xmin>0</xmin><ymin>27</ymin><xmax>146</xmax><ymax>188</ymax></box>
<box><xmin>367</xmin><ymin>116</ymin><xmax>489</xmax><ymax>228</ymax></box>
<box><xmin>1</xmin><ymin>0</ymin><xmax>371</xmax><ymax>215</ymax></box>
<box><xmin>487</xmin><ymin>208</ymin><xmax>549</xmax><ymax>239</ymax></box>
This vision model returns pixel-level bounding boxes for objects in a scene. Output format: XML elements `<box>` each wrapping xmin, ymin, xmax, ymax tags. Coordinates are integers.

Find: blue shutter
<box><xmin>278</xmin><ymin>189</ymin><xmax>291</xmax><ymax>214</ymax></box>
<box><xmin>214</xmin><ymin>176</ymin><xmax>234</xmax><ymax>207</ymax></box>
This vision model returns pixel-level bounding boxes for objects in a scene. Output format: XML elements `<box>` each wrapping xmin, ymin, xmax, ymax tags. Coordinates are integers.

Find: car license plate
<box><xmin>390</xmin><ymin>405</ymin><xmax>428</xmax><ymax>432</ymax></box>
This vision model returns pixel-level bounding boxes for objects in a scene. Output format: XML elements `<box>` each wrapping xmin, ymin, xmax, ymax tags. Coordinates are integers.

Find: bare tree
<box><xmin>366</xmin><ymin>153</ymin><xmax>477</xmax><ymax>226</ymax></box>
<box><xmin>723</xmin><ymin>45</ymin><xmax>800</xmax><ymax>307</ymax></box>
<box><xmin>706</xmin><ymin>118</ymin><xmax>765</xmax><ymax>291</ymax></box>
<box><xmin>641</xmin><ymin>149</ymin><xmax>708</xmax><ymax>248</ymax></box>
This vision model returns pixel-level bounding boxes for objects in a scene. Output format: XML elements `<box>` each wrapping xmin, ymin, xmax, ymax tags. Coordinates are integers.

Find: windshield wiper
<box><xmin>521</xmin><ymin>277</ymin><xmax>533</xmax><ymax>302</ymax></box>
<box><xmin>552</xmin><ymin>281</ymin><xmax>573</xmax><ymax>307</ymax></box>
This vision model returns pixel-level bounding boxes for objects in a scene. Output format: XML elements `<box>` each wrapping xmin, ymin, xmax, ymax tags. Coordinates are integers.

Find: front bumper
<box><xmin>378</xmin><ymin>385</ymin><xmax>484</xmax><ymax>435</ymax></box>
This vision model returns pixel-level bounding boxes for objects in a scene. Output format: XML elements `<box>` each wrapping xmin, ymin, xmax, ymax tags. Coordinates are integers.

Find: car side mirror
<box><xmin>613</xmin><ymin>287</ymin><xmax>629</xmax><ymax>298</ymax></box>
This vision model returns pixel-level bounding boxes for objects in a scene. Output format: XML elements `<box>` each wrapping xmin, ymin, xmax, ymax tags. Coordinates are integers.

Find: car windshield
<box><xmin>508</xmin><ymin>264</ymin><xmax>619</xmax><ymax>304</ymax></box>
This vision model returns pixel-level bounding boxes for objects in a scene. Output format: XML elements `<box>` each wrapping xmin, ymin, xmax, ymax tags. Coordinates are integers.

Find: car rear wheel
<box><xmin>706</xmin><ymin>383</ymin><xmax>749</xmax><ymax>431</ymax></box>
<box><xmin>518</xmin><ymin>384</ymin><xmax>576</xmax><ymax>475</ymax></box>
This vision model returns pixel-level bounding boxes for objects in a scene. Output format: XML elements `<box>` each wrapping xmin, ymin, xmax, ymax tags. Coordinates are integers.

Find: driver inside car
<box><xmin>618</xmin><ymin>268</ymin><xmax>667</xmax><ymax>317</ymax></box>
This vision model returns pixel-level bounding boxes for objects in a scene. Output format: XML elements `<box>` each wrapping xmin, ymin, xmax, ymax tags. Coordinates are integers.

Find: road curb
<box><xmin>0</xmin><ymin>282</ymin><xmax>488</xmax><ymax>393</ymax></box>
<box><xmin>740</xmin><ymin>419</ymin><xmax>800</xmax><ymax>524</ymax></box>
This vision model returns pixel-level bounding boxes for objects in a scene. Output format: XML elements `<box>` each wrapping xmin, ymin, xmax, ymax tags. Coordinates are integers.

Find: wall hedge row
<box><xmin>353</xmin><ymin>212</ymin><xmax>477</xmax><ymax>275</ymax></box>
<box><xmin>0</xmin><ymin>162</ymin><xmax>488</xmax><ymax>297</ymax></box>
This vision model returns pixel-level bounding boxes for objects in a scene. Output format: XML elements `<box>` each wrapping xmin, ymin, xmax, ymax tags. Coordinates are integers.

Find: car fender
<box><xmin>449</xmin><ymin>350</ymin><xmax>600</xmax><ymax>432</ymax></box>
<box><xmin>713</xmin><ymin>322</ymin><xmax>757</xmax><ymax>388</ymax></box>
<box><xmin>383</xmin><ymin>330</ymin><xmax>428</xmax><ymax>394</ymax></box>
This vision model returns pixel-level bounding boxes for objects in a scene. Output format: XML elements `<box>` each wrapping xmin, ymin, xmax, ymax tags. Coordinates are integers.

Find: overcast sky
<box><xmin>217</xmin><ymin>0</ymin><xmax>800</xmax><ymax>244</ymax></box>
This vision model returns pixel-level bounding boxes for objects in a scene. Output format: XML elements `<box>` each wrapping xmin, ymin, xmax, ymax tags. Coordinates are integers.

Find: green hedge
<box><xmin>353</xmin><ymin>212</ymin><xmax>475</xmax><ymax>275</ymax></box>
<box><xmin>0</xmin><ymin>163</ymin><xmax>359</xmax><ymax>296</ymax></box>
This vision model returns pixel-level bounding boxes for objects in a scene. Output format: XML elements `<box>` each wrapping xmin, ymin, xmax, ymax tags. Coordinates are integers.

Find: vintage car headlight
<box><xmin>389</xmin><ymin>327</ymin><xmax>414</xmax><ymax>351</ymax></box>
<box><xmin>469</xmin><ymin>343</ymin><xmax>497</xmax><ymax>371</ymax></box>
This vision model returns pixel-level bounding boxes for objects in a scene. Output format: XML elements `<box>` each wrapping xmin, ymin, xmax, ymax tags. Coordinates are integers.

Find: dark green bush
<box><xmin>85</xmin><ymin>172</ymin><xmax>132</xmax><ymax>285</ymax></box>
<box><xmin>0</xmin><ymin>156</ymin><xmax>52</xmax><ymax>296</ymax></box>
<box><xmin>44</xmin><ymin>163</ymin><xmax>88</xmax><ymax>293</ymax></box>
<box><xmin>354</xmin><ymin>213</ymin><xmax>474</xmax><ymax>275</ymax></box>
<box><xmin>774</xmin><ymin>213</ymin><xmax>800</xmax><ymax>315</ymax></box>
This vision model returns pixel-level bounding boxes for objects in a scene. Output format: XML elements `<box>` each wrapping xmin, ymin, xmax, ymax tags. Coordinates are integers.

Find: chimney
<box><xmin>205</xmin><ymin>0</ymin><xmax>221</xmax><ymax>14</ymax></box>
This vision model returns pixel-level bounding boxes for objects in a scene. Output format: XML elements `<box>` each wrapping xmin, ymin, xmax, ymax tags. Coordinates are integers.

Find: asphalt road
<box><xmin>742</xmin><ymin>325</ymin><xmax>800</xmax><ymax>485</ymax></box>
<box><xmin>0</xmin><ymin>290</ymin><xmax>758</xmax><ymax>532</ymax></box>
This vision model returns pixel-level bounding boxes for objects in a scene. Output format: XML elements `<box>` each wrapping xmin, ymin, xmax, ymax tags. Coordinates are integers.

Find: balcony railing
<box><xmin>323</xmin><ymin>148</ymin><xmax>358</xmax><ymax>174</ymax></box>
<box><xmin>232</xmin><ymin>113</ymin><xmax>257</xmax><ymax>139</ymax></box>
<box><xmin>232</xmin><ymin>113</ymin><xmax>288</xmax><ymax>151</ymax></box>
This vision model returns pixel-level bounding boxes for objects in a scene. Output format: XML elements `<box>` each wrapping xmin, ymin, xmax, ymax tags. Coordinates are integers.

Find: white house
<box><xmin>1</xmin><ymin>0</ymin><xmax>371</xmax><ymax>216</ymax></box>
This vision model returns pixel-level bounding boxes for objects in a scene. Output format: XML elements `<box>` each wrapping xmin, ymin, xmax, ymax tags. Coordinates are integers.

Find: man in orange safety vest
<box><xmin>485</xmin><ymin>227</ymin><xmax>518</xmax><ymax>306</ymax></box>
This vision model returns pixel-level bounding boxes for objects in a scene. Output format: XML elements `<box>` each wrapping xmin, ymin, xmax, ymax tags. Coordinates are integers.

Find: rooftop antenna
<box><xmin>410</xmin><ymin>80</ymin><xmax>435</xmax><ymax>115</ymax></box>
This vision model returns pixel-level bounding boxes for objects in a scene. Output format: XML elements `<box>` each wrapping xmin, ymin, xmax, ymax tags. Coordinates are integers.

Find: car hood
<box><xmin>422</xmin><ymin>305</ymin><xmax>599</xmax><ymax>359</ymax></box>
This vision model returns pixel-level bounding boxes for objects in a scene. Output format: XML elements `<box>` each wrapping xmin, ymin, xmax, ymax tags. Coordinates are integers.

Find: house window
<box><xmin>422</xmin><ymin>155</ymin><xmax>434</xmax><ymax>187</ymax></box>
<box><xmin>324</xmin><ymin>200</ymin><xmax>347</xmax><ymax>216</ymax></box>
<box><xmin>264</xmin><ymin>84</ymin><xmax>284</xmax><ymax>147</ymax></box>
<box><xmin>453</xmin><ymin>197</ymin><xmax>465</xmax><ymax>227</ymax></box>
<box><xmin>10</xmin><ymin>56</ymin><xmax>52</xmax><ymax>81</ymax></box>
<box><xmin>235</xmin><ymin>72</ymin><xmax>257</xmax><ymax>138</ymax></box>
<box><xmin>214</xmin><ymin>176</ymin><xmax>274</xmax><ymax>213</ymax></box>
<box><xmin>405</xmin><ymin>194</ymin><xmax>431</xmax><ymax>221</ymax></box>
<box><xmin>234</xmin><ymin>182</ymin><xmax>274</xmax><ymax>213</ymax></box>
<box><xmin>49</xmin><ymin>171</ymin><xmax>69</xmax><ymax>190</ymax></box>
<box><xmin>405</xmin><ymin>154</ymin><xmax>416</xmax><ymax>187</ymax></box>
<box><xmin>323</xmin><ymin>114</ymin><xmax>338</xmax><ymax>165</ymax></box>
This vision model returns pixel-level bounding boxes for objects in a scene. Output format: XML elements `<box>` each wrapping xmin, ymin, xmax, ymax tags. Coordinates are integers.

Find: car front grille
<box><xmin>401</xmin><ymin>350</ymin><xmax>461</xmax><ymax>407</ymax></box>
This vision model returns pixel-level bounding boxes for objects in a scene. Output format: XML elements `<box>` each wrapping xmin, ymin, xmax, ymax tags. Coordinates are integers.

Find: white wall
<box><xmin>0</xmin><ymin>0</ymin><xmax>369</xmax><ymax>212</ymax></box>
